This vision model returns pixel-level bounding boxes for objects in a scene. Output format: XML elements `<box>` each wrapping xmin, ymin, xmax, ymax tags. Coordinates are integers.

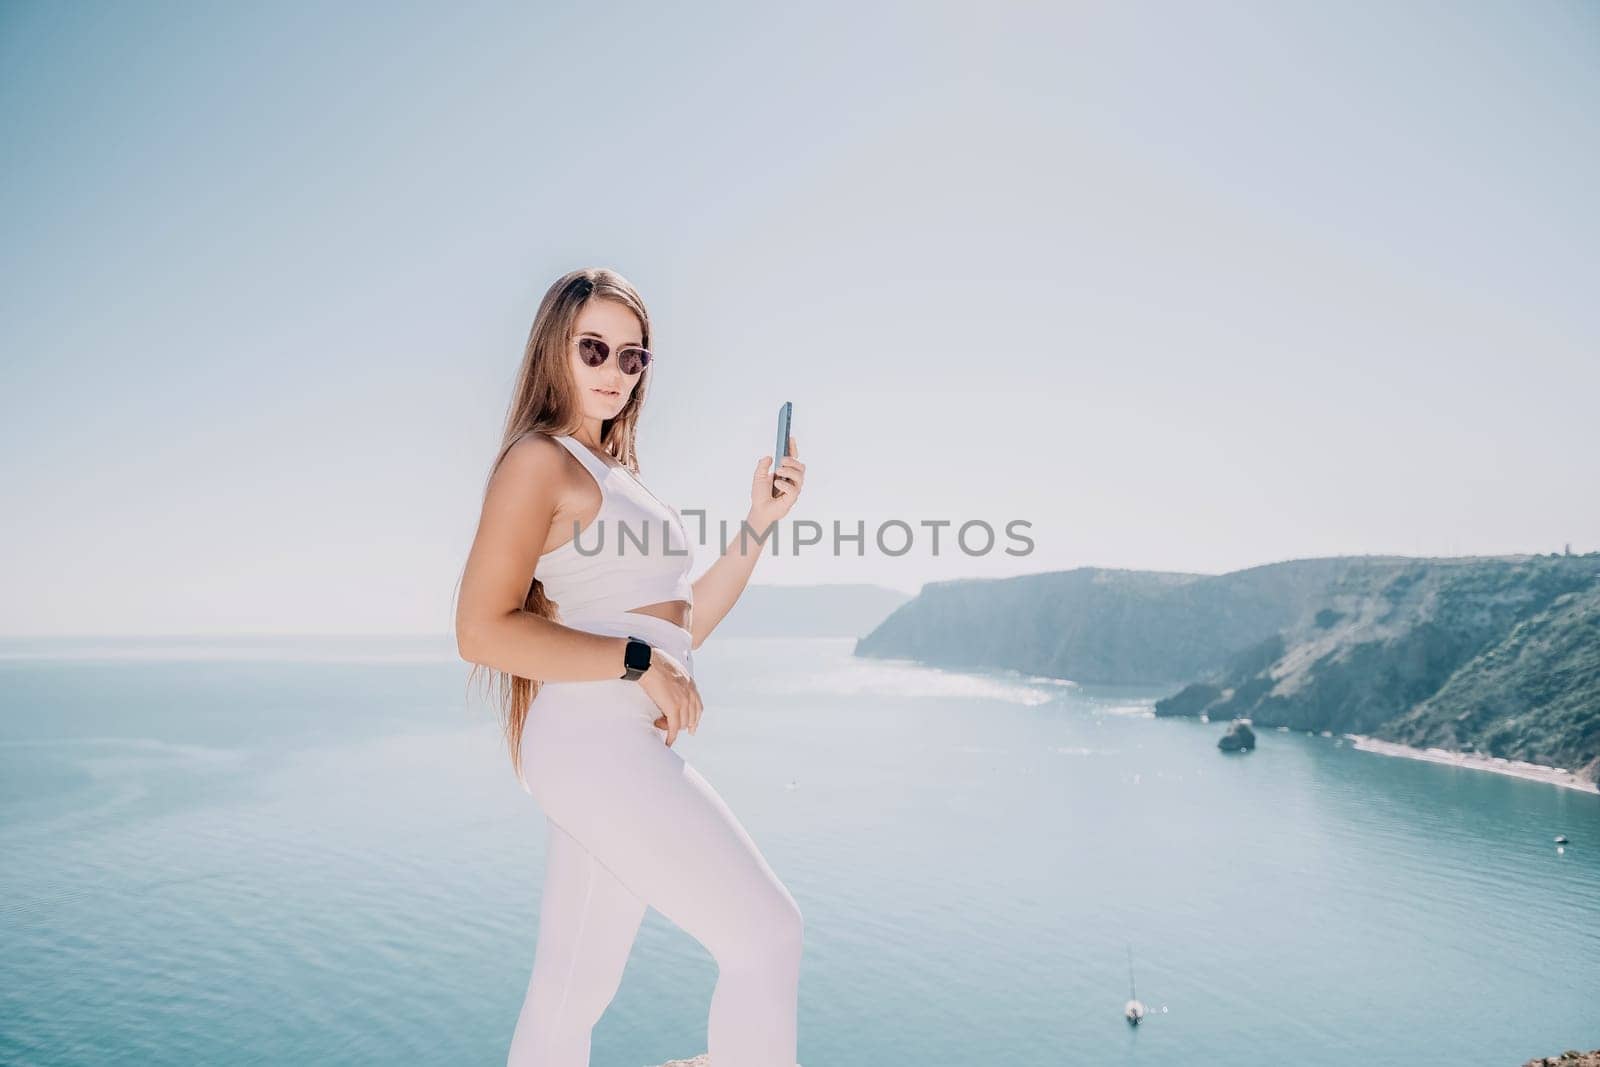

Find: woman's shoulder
<box><xmin>496</xmin><ymin>430</ymin><xmax>577</xmax><ymax>482</ymax></box>
<box><xmin>506</xmin><ymin>428</ymin><xmax>573</xmax><ymax>458</ymax></box>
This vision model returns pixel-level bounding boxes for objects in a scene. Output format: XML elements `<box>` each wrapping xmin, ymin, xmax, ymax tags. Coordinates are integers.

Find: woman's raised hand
<box><xmin>640</xmin><ymin>647</ymin><xmax>702</xmax><ymax>746</ymax></box>
<box><xmin>748</xmin><ymin>434</ymin><xmax>805</xmax><ymax>530</ymax></box>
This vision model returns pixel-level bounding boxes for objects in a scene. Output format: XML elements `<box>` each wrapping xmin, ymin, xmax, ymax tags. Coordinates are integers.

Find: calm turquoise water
<box><xmin>2</xmin><ymin>635</ymin><xmax>1597</xmax><ymax>1066</ymax></box>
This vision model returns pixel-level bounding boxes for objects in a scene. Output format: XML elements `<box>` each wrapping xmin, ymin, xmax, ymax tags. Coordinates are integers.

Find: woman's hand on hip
<box><xmin>640</xmin><ymin>648</ymin><xmax>702</xmax><ymax>745</ymax></box>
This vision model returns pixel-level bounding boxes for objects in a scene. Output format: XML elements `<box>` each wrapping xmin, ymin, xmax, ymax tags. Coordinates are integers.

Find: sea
<box><xmin>2</xmin><ymin>634</ymin><xmax>1596</xmax><ymax>1066</ymax></box>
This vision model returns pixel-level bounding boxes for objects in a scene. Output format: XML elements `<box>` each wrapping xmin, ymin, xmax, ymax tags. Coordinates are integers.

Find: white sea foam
<box><xmin>774</xmin><ymin>657</ymin><xmax>1059</xmax><ymax>705</ymax></box>
<box><xmin>1098</xmin><ymin>703</ymin><xmax>1158</xmax><ymax>718</ymax></box>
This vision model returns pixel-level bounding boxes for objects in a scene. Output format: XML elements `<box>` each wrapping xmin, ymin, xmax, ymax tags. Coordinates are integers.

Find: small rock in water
<box><xmin>1218</xmin><ymin>718</ymin><xmax>1257</xmax><ymax>752</ymax></box>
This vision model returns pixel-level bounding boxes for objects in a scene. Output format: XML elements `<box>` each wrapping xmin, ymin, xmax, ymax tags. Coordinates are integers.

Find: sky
<box><xmin>2</xmin><ymin>0</ymin><xmax>1596</xmax><ymax>636</ymax></box>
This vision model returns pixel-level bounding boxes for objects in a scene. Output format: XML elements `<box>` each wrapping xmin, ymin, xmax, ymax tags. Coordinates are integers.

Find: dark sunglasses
<box><xmin>576</xmin><ymin>336</ymin><xmax>653</xmax><ymax>376</ymax></box>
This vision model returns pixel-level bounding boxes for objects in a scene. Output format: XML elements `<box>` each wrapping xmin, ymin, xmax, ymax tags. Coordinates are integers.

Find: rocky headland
<box><xmin>856</xmin><ymin>553</ymin><xmax>1600</xmax><ymax>786</ymax></box>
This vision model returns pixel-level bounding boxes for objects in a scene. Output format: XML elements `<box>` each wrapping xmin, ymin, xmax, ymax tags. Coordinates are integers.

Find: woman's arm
<box><xmin>455</xmin><ymin>434</ymin><xmax>631</xmax><ymax>681</ymax></box>
<box><xmin>688</xmin><ymin>511</ymin><xmax>776</xmax><ymax>651</ymax></box>
<box><xmin>688</xmin><ymin>438</ymin><xmax>806</xmax><ymax>651</ymax></box>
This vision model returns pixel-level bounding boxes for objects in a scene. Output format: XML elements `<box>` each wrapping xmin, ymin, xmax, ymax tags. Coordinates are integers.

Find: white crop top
<box><xmin>533</xmin><ymin>433</ymin><xmax>695</xmax><ymax>621</ymax></box>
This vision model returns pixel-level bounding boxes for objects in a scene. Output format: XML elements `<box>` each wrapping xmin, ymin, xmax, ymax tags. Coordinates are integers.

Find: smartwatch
<box><xmin>621</xmin><ymin>637</ymin><xmax>653</xmax><ymax>681</ymax></box>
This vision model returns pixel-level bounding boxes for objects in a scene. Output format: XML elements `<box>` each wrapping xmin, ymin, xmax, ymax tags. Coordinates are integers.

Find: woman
<box><xmin>454</xmin><ymin>267</ymin><xmax>808</xmax><ymax>1067</ymax></box>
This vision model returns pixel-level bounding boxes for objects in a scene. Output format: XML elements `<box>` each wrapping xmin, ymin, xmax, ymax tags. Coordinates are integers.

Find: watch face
<box><xmin>625</xmin><ymin>638</ymin><xmax>651</xmax><ymax>672</ymax></box>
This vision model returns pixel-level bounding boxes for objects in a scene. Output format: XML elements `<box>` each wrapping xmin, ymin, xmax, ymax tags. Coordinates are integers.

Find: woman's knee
<box><xmin>715</xmin><ymin>886</ymin><xmax>804</xmax><ymax>968</ymax></box>
<box><xmin>767</xmin><ymin>891</ymin><xmax>804</xmax><ymax>954</ymax></box>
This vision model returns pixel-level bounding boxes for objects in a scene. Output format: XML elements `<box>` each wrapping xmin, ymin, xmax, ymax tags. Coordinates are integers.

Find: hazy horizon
<box><xmin>4</xmin><ymin>546</ymin><xmax>1595</xmax><ymax>638</ymax></box>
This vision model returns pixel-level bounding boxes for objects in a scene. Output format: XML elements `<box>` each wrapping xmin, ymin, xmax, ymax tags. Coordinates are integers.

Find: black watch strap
<box><xmin>621</xmin><ymin>637</ymin><xmax>652</xmax><ymax>681</ymax></box>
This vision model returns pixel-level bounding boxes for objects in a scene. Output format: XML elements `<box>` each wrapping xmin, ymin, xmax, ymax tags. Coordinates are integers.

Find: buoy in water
<box><xmin>1555</xmin><ymin>834</ymin><xmax>1569</xmax><ymax>845</ymax></box>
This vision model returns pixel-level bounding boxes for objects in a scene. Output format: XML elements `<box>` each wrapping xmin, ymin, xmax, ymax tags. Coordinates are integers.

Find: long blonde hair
<box><xmin>456</xmin><ymin>267</ymin><xmax>654</xmax><ymax>786</ymax></box>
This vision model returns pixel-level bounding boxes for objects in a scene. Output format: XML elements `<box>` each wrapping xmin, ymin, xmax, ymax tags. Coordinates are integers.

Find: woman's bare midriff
<box><xmin>624</xmin><ymin>599</ymin><xmax>692</xmax><ymax>633</ymax></box>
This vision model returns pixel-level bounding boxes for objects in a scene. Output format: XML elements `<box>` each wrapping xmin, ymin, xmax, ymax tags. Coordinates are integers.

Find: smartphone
<box><xmin>772</xmin><ymin>401</ymin><xmax>793</xmax><ymax>498</ymax></box>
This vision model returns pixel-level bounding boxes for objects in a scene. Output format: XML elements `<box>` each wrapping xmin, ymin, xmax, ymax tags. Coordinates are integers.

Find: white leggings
<box><xmin>509</xmin><ymin>612</ymin><xmax>803</xmax><ymax>1067</ymax></box>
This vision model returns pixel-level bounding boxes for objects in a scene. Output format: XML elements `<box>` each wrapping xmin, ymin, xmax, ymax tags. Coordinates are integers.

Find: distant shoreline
<box><xmin>1343</xmin><ymin>734</ymin><xmax>1599</xmax><ymax>794</ymax></box>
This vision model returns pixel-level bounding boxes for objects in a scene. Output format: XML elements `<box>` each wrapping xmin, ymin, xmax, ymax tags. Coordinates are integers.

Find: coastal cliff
<box><xmin>855</xmin><ymin>553</ymin><xmax>1600</xmax><ymax>784</ymax></box>
<box><xmin>1154</xmin><ymin>555</ymin><xmax>1600</xmax><ymax>783</ymax></box>
<box><xmin>854</xmin><ymin>557</ymin><xmax>1360</xmax><ymax>684</ymax></box>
